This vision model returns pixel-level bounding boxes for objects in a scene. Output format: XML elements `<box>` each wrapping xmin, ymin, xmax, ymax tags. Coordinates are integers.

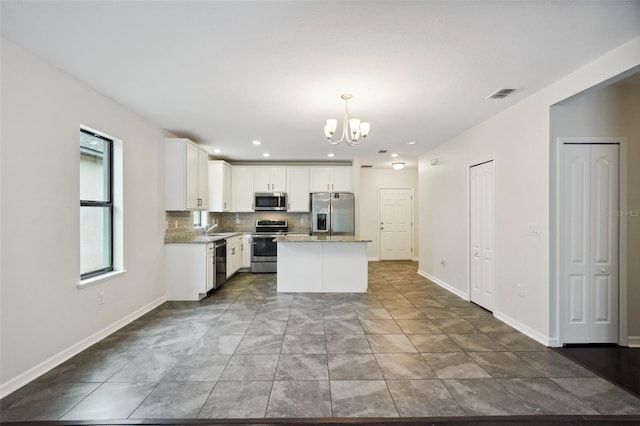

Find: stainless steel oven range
<box><xmin>251</xmin><ymin>219</ymin><xmax>288</xmax><ymax>273</ymax></box>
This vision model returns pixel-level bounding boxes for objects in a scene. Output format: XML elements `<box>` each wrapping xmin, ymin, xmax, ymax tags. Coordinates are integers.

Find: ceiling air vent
<box><xmin>487</xmin><ymin>88</ymin><xmax>516</xmax><ymax>99</ymax></box>
<box><xmin>361</xmin><ymin>165</ymin><xmax>373</xmax><ymax>168</ymax></box>
<box><xmin>378</xmin><ymin>149</ymin><xmax>387</xmax><ymax>154</ymax></box>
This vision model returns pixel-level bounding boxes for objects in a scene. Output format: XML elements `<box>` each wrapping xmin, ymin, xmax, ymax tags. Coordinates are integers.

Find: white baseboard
<box><xmin>0</xmin><ymin>295</ymin><xmax>167</xmax><ymax>399</ymax></box>
<box><xmin>493</xmin><ymin>310</ymin><xmax>553</xmax><ymax>347</ymax></box>
<box><xmin>546</xmin><ymin>337</ymin><xmax>561</xmax><ymax>348</ymax></box>
<box><xmin>627</xmin><ymin>336</ymin><xmax>640</xmax><ymax>348</ymax></box>
<box><xmin>417</xmin><ymin>270</ymin><xmax>468</xmax><ymax>300</ymax></box>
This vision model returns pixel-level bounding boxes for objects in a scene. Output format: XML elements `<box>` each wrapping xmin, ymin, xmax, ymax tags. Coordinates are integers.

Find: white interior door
<box><xmin>379</xmin><ymin>188</ymin><xmax>413</xmax><ymax>260</ymax></box>
<box><xmin>561</xmin><ymin>143</ymin><xmax>619</xmax><ymax>344</ymax></box>
<box><xmin>470</xmin><ymin>161</ymin><xmax>495</xmax><ymax>311</ymax></box>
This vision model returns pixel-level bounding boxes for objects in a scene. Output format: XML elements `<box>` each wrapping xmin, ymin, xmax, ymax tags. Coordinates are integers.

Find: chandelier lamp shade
<box><xmin>324</xmin><ymin>94</ymin><xmax>370</xmax><ymax>146</ymax></box>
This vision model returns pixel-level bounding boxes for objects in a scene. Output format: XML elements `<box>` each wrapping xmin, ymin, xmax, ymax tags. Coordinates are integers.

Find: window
<box><xmin>193</xmin><ymin>211</ymin><xmax>209</xmax><ymax>228</ymax></box>
<box><xmin>80</xmin><ymin>129</ymin><xmax>113</xmax><ymax>279</ymax></box>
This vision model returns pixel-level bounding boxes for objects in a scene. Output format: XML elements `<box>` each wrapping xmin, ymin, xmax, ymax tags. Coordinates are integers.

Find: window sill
<box><xmin>78</xmin><ymin>270</ymin><xmax>127</xmax><ymax>288</ymax></box>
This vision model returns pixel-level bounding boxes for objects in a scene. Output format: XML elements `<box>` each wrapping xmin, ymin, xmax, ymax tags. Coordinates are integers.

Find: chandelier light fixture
<box><xmin>324</xmin><ymin>94</ymin><xmax>370</xmax><ymax>146</ymax></box>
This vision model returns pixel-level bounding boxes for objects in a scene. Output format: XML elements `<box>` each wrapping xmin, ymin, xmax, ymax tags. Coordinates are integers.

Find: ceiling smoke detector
<box><xmin>487</xmin><ymin>88</ymin><xmax>517</xmax><ymax>99</ymax></box>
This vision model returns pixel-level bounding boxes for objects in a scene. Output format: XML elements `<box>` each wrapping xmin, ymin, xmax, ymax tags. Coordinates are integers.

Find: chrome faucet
<box><xmin>205</xmin><ymin>223</ymin><xmax>219</xmax><ymax>234</ymax></box>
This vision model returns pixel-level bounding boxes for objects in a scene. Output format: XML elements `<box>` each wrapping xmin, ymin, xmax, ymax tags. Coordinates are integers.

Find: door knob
<box><xmin>600</xmin><ymin>268</ymin><xmax>607</xmax><ymax>273</ymax></box>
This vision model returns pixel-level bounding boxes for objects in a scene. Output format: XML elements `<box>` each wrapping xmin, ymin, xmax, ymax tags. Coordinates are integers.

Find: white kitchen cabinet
<box><xmin>206</xmin><ymin>244</ymin><xmax>215</xmax><ymax>292</ymax></box>
<box><xmin>254</xmin><ymin>167</ymin><xmax>287</xmax><ymax>192</ymax></box>
<box><xmin>165</xmin><ymin>138</ymin><xmax>209</xmax><ymax>211</ymax></box>
<box><xmin>166</xmin><ymin>243</ymin><xmax>214</xmax><ymax>301</ymax></box>
<box><xmin>242</xmin><ymin>234</ymin><xmax>252</xmax><ymax>268</ymax></box>
<box><xmin>226</xmin><ymin>235</ymin><xmax>243</xmax><ymax>278</ymax></box>
<box><xmin>309</xmin><ymin>167</ymin><xmax>351</xmax><ymax>192</ymax></box>
<box><xmin>286</xmin><ymin>167</ymin><xmax>310</xmax><ymax>212</ymax></box>
<box><xmin>231</xmin><ymin>167</ymin><xmax>254</xmax><ymax>211</ymax></box>
<box><xmin>208</xmin><ymin>160</ymin><xmax>231</xmax><ymax>212</ymax></box>
<box><xmin>331</xmin><ymin>167</ymin><xmax>352</xmax><ymax>192</ymax></box>
<box><xmin>198</xmin><ymin>149</ymin><xmax>209</xmax><ymax>210</ymax></box>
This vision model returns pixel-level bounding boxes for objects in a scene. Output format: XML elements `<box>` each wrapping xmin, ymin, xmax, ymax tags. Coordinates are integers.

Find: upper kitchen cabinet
<box><xmin>165</xmin><ymin>138</ymin><xmax>209</xmax><ymax>211</ymax></box>
<box><xmin>309</xmin><ymin>167</ymin><xmax>352</xmax><ymax>192</ymax></box>
<box><xmin>198</xmin><ymin>150</ymin><xmax>209</xmax><ymax>208</ymax></box>
<box><xmin>208</xmin><ymin>160</ymin><xmax>231</xmax><ymax>212</ymax></box>
<box><xmin>254</xmin><ymin>167</ymin><xmax>287</xmax><ymax>192</ymax></box>
<box><xmin>231</xmin><ymin>166</ymin><xmax>254</xmax><ymax>211</ymax></box>
<box><xmin>286</xmin><ymin>167</ymin><xmax>310</xmax><ymax>212</ymax></box>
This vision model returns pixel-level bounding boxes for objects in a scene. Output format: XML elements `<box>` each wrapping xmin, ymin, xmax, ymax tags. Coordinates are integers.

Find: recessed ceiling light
<box><xmin>252</xmin><ymin>140</ymin><xmax>262</xmax><ymax>145</ymax></box>
<box><xmin>213</xmin><ymin>148</ymin><xmax>222</xmax><ymax>154</ymax></box>
<box><xmin>263</xmin><ymin>152</ymin><xmax>271</xmax><ymax>157</ymax></box>
<box><xmin>407</xmin><ymin>141</ymin><xmax>416</xmax><ymax>145</ymax></box>
<box><xmin>327</xmin><ymin>153</ymin><xmax>335</xmax><ymax>158</ymax></box>
<box><xmin>391</xmin><ymin>153</ymin><xmax>398</xmax><ymax>158</ymax></box>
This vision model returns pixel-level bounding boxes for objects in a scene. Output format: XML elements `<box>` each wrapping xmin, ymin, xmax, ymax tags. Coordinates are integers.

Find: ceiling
<box><xmin>2</xmin><ymin>1</ymin><xmax>639</xmax><ymax>169</ymax></box>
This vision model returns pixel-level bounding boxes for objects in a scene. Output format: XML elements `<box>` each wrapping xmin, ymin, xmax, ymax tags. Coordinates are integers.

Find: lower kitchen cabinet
<box><xmin>226</xmin><ymin>235</ymin><xmax>243</xmax><ymax>278</ymax></box>
<box><xmin>165</xmin><ymin>243</ymin><xmax>215</xmax><ymax>301</ymax></box>
<box><xmin>242</xmin><ymin>234</ymin><xmax>252</xmax><ymax>268</ymax></box>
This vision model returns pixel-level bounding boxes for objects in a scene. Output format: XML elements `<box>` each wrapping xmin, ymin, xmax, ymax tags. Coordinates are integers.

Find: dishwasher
<box><xmin>214</xmin><ymin>239</ymin><xmax>227</xmax><ymax>289</ymax></box>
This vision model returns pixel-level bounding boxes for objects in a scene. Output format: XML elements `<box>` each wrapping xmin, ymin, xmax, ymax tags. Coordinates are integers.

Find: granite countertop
<box><xmin>164</xmin><ymin>232</ymin><xmax>243</xmax><ymax>244</ymax></box>
<box><xmin>274</xmin><ymin>235</ymin><xmax>372</xmax><ymax>243</ymax></box>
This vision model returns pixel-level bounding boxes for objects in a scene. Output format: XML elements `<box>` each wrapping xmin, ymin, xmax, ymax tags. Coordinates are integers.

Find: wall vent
<box><xmin>487</xmin><ymin>88</ymin><xmax>516</xmax><ymax>99</ymax></box>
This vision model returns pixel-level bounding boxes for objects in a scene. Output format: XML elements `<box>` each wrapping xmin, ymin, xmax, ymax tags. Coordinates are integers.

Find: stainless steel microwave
<box><xmin>254</xmin><ymin>192</ymin><xmax>287</xmax><ymax>211</ymax></box>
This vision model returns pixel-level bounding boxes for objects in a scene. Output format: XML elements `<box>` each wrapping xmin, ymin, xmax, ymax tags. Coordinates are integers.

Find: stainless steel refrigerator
<box><xmin>310</xmin><ymin>192</ymin><xmax>355</xmax><ymax>236</ymax></box>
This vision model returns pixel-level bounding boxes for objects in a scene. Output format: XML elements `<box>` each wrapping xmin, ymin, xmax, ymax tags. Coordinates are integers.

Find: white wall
<box><xmin>359</xmin><ymin>168</ymin><xmax>418</xmax><ymax>260</ymax></box>
<box><xmin>0</xmin><ymin>38</ymin><xmax>167</xmax><ymax>396</ymax></box>
<box><xmin>551</xmin><ymin>82</ymin><xmax>640</xmax><ymax>342</ymax></box>
<box><xmin>627</xmin><ymin>86</ymin><xmax>640</xmax><ymax>341</ymax></box>
<box><xmin>418</xmin><ymin>35</ymin><xmax>640</xmax><ymax>345</ymax></box>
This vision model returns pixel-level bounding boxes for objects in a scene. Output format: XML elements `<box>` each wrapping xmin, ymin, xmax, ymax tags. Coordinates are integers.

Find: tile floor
<box><xmin>2</xmin><ymin>261</ymin><xmax>640</xmax><ymax>421</ymax></box>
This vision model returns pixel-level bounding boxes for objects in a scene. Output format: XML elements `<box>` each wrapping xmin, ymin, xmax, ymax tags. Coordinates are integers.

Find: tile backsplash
<box><xmin>165</xmin><ymin>210</ymin><xmax>311</xmax><ymax>240</ymax></box>
<box><xmin>164</xmin><ymin>211</ymin><xmax>199</xmax><ymax>242</ymax></box>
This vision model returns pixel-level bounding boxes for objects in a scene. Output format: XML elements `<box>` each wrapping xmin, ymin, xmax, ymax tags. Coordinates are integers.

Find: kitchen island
<box><xmin>275</xmin><ymin>235</ymin><xmax>371</xmax><ymax>293</ymax></box>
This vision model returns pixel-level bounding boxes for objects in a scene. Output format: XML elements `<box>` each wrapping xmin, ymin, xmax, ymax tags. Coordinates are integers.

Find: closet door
<box><xmin>561</xmin><ymin>143</ymin><xmax>619</xmax><ymax>344</ymax></box>
<box><xmin>470</xmin><ymin>160</ymin><xmax>495</xmax><ymax>312</ymax></box>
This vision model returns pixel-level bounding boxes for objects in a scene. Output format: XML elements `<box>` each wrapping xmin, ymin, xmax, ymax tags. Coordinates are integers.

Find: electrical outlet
<box><xmin>98</xmin><ymin>291</ymin><xmax>105</xmax><ymax>305</ymax></box>
<box><xmin>516</xmin><ymin>284</ymin><xmax>524</xmax><ymax>297</ymax></box>
<box><xmin>300</xmin><ymin>216</ymin><xmax>304</xmax><ymax>224</ymax></box>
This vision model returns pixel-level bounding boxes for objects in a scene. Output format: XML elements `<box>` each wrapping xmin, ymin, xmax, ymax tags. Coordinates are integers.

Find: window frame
<box><xmin>80</xmin><ymin>128</ymin><xmax>114</xmax><ymax>280</ymax></box>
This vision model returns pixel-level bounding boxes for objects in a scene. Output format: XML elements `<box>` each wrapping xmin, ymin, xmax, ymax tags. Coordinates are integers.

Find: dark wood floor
<box><xmin>554</xmin><ymin>345</ymin><xmax>640</xmax><ymax>398</ymax></box>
